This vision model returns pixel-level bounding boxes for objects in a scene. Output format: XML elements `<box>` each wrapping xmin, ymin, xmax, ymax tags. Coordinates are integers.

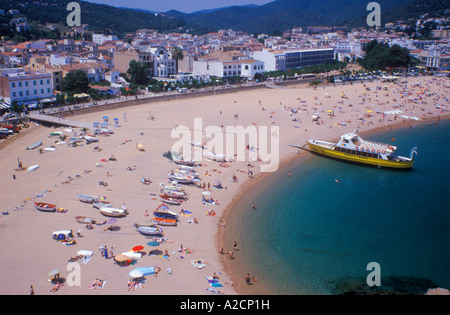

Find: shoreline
<box><xmin>0</xmin><ymin>75</ymin><xmax>448</xmax><ymax>295</ymax></box>
<box><xmin>218</xmin><ymin>113</ymin><xmax>450</xmax><ymax>295</ymax></box>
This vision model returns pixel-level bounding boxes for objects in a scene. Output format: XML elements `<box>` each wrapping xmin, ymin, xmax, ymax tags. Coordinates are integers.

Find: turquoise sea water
<box><xmin>229</xmin><ymin>120</ymin><xmax>450</xmax><ymax>294</ymax></box>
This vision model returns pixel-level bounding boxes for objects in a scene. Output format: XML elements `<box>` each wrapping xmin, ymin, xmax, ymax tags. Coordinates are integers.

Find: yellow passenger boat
<box><xmin>290</xmin><ymin>130</ymin><xmax>417</xmax><ymax>169</ymax></box>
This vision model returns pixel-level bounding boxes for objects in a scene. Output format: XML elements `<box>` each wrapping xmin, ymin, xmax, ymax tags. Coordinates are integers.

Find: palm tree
<box><xmin>171</xmin><ymin>46</ymin><xmax>184</xmax><ymax>74</ymax></box>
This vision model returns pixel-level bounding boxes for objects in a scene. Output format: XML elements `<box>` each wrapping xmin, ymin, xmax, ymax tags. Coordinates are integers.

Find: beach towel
<box><xmin>191</xmin><ymin>260</ymin><xmax>206</xmax><ymax>269</ymax></box>
<box><xmin>206</xmin><ymin>287</ymin><xmax>224</xmax><ymax>294</ymax></box>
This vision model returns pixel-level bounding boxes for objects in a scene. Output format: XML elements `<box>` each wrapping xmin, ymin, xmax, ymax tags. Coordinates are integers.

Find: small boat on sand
<box><xmin>161</xmin><ymin>189</ymin><xmax>188</xmax><ymax>198</ymax></box>
<box><xmin>203</xmin><ymin>151</ymin><xmax>226</xmax><ymax>162</ymax></box>
<box><xmin>152</xmin><ymin>217</ymin><xmax>177</xmax><ymax>226</ymax></box>
<box><xmin>27</xmin><ymin>141</ymin><xmax>43</xmax><ymax>150</ymax></box>
<box><xmin>75</xmin><ymin>216</ymin><xmax>97</xmax><ymax>224</ymax></box>
<box><xmin>159</xmin><ymin>195</ymin><xmax>184</xmax><ymax>205</ymax></box>
<box><xmin>153</xmin><ymin>209</ymin><xmax>179</xmax><ymax>220</ymax></box>
<box><xmin>168</xmin><ymin>172</ymin><xmax>195</xmax><ymax>184</ymax></box>
<box><xmin>172</xmin><ymin>157</ymin><xmax>196</xmax><ymax>166</ymax></box>
<box><xmin>93</xmin><ymin>201</ymin><xmax>112</xmax><ymax>209</ymax></box>
<box><xmin>34</xmin><ymin>202</ymin><xmax>56</xmax><ymax>212</ymax></box>
<box><xmin>77</xmin><ymin>194</ymin><xmax>99</xmax><ymax>203</ymax></box>
<box><xmin>100</xmin><ymin>207</ymin><xmax>127</xmax><ymax>217</ymax></box>
<box><xmin>137</xmin><ymin>226</ymin><xmax>164</xmax><ymax>236</ymax></box>
<box><xmin>84</xmin><ymin>135</ymin><xmax>98</xmax><ymax>143</ymax></box>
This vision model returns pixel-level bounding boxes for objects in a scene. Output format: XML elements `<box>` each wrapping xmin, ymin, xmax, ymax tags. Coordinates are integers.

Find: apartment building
<box><xmin>114</xmin><ymin>46</ymin><xmax>176</xmax><ymax>78</ymax></box>
<box><xmin>193</xmin><ymin>58</ymin><xmax>264</xmax><ymax>79</ymax></box>
<box><xmin>0</xmin><ymin>68</ymin><xmax>53</xmax><ymax>102</ymax></box>
<box><xmin>252</xmin><ymin>48</ymin><xmax>334</xmax><ymax>71</ymax></box>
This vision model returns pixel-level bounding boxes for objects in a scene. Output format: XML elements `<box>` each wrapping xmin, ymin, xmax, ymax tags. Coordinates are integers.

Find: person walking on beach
<box><xmin>245</xmin><ymin>274</ymin><xmax>251</xmax><ymax>285</ymax></box>
<box><xmin>252</xmin><ymin>203</ymin><xmax>256</xmax><ymax>210</ymax></box>
<box><xmin>30</xmin><ymin>285</ymin><xmax>35</xmax><ymax>295</ymax></box>
<box><xmin>99</xmin><ymin>244</ymin><xmax>105</xmax><ymax>257</ymax></box>
<box><xmin>233</xmin><ymin>241</ymin><xmax>238</xmax><ymax>251</ymax></box>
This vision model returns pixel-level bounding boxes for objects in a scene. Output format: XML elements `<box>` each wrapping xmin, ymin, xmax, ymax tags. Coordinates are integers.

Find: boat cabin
<box><xmin>335</xmin><ymin>132</ymin><xmax>397</xmax><ymax>159</ymax></box>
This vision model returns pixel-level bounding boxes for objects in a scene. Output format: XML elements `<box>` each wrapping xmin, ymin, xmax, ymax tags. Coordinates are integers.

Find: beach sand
<box><xmin>0</xmin><ymin>76</ymin><xmax>448</xmax><ymax>295</ymax></box>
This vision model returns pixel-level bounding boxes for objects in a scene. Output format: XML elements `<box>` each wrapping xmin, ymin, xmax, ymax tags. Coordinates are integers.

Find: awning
<box><xmin>0</xmin><ymin>100</ymin><xmax>11</xmax><ymax>109</ymax></box>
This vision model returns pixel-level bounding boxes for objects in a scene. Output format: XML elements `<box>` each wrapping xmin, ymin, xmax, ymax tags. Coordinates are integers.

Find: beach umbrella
<box><xmin>129</xmin><ymin>269</ymin><xmax>144</xmax><ymax>278</ymax></box>
<box><xmin>114</xmin><ymin>254</ymin><xmax>129</xmax><ymax>262</ymax></box>
<box><xmin>48</xmin><ymin>269</ymin><xmax>60</xmax><ymax>277</ymax></box>
<box><xmin>212</xmin><ymin>179</ymin><xmax>221</xmax><ymax>186</ymax></box>
<box><xmin>132</xmin><ymin>245</ymin><xmax>144</xmax><ymax>252</ymax></box>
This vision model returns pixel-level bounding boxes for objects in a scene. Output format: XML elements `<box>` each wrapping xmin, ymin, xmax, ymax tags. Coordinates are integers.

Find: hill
<box><xmin>164</xmin><ymin>0</ymin><xmax>414</xmax><ymax>34</ymax></box>
<box><xmin>0</xmin><ymin>0</ymin><xmax>186</xmax><ymax>37</ymax></box>
<box><xmin>164</xmin><ymin>0</ymin><xmax>450</xmax><ymax>34</ymax></box>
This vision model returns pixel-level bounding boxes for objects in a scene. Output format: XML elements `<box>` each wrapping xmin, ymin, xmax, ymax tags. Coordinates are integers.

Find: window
<box><xmin>11</xmin><ymin>83</ymin><xmax>15</xmax><ymax>88</ymax></box>
<box><xmin>26</xmin><ymin>90</ymin><xmax>29</xmax><ymax>96</ymax></box>
<box><xmin>18</xmin><ymin>82</ymin><xmax>22</xmax><ymax>87</ymax></box>
<box><xmin>33</xmin><ymin>81</ymin><xmax>36</xmax><ymax>86</ymax></box>
<box><xmin>12</xmin><ymin>92</ymin><xmax>16</xmax><ymax>97</ymax></box>
<box><xmin>47</xmin><ymin>79</ymin><xmax>50</xmax><ymax>84</ymax></box>
<box><xmin>40</xmin><ymin>80</ymin><xmax>43</xmax><ymax>85</ymax></box>
<box><xmin>34</xmin><ymin>90</ymin><xmax>37</xmax><ymax>95</ymax></box>
<box><xmin>25</xmin><ymin>81</ymin><xmax>28</xmax><ymax>87</ymax></box>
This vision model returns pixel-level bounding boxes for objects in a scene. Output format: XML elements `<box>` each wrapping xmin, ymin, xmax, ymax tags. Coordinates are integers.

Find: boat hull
<box><xmin>77</xmin><ymin>194</ymin><xmax>99</xmax><ymax>203</ymax></box>
<box><xmin>137</xmin><ymin>226</ymin><xmax>163</xmax><ymax>236</ymax></box>
<box><xmin>307</xmin><ymin>141</ymin><xmax>414</xmax><ymax>169</ymax></box>
<box><xmin>152</xmin><ymin>217</ymin><xmax>177</xmax><ymax>226</ymax></box>
<box><xmin>34</xmin><ymin>202</ymin><xmax>56</xmax><ymax>212</ymax></box>
<box><xmin>100</xmin><ymin>208</ymin><xmax>127</xmax><ymax>217</ymax></box>
<box><xmin>76</xmin><ymin>216</ymin><xmax>96</xmax><ymax>224</ymax></box>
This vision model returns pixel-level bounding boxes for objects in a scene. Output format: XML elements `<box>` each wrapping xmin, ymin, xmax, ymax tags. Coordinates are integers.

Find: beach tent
<box><xmin>128</xmin><ymin>269</ymin><xmax>144</xmax><ymax>279</ymax></box>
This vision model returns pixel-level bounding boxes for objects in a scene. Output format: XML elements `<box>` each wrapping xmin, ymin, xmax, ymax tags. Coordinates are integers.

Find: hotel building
<box><xmin>252</xmin><ymin>48</ymin><xmax>335</xmax><ymax>72</ymax></box>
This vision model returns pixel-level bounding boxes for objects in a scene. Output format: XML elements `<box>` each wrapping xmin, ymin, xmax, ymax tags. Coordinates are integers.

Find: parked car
<box><xmin>2</xmin><ymin>124</ymin><xmax>21</xmax><ymax>133</ymax></box>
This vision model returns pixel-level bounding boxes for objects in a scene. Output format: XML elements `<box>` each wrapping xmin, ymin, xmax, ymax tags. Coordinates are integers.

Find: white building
<box><xmin>92</xmin><ymin>34</ymin><xmax>119</xmax><ymax>45</ymax></box>
<box><xmin>0</xmin><ymin>68</ymin><xmax>53</xmax><ymax>103</ymax></box>
<box><xmin>49</xmin><ymin>54</ymin><xmax>73</xmax><ymax>66</ymax></box>
<box><xmin>252</xmin><ymin>48</ymin><xmax>334</xmax><ymax>71</ymax></box>
<box><xmin>170</xmin><ymin>72</ymin><xmax>210</xmax><ymax>84</ymax></box>
<box><xmin>193</xmin><ymin>58</ymin><xmax>264</xmax><ymax>79</ymax></box>
<box><xmin>147</xmin><ymin>46</ymin><xmax>177</xmax><ymax>77</ymax></box>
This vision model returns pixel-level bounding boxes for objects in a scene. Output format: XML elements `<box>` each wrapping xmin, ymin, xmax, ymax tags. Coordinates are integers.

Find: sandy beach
<box><xmin>0</xmin><ymin>75</ymin><xmax>448</xmax><ymax>295</ymax></box>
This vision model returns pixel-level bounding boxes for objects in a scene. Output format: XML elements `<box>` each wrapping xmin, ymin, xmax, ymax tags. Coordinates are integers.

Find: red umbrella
<box><xmin>132</xmin><ymin>245</ymin><xmax>144</xmax><ymax>252</ymax></box>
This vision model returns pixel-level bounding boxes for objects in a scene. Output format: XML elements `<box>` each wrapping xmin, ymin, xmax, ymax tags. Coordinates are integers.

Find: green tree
<box><xmin>10</xmin><ymin>99</ymin><xmax>23</xmax><ymax>113</ymax></box>
<box><xmin>62</xmin><ymin>70</ymin><xmax>90</xmax><ymax>94</ymax></box>
<box><xmin>359</xmin><ymin>40</ymin><xmax>415</xmax><ymax>71</ymax></box>
<box><xmin>171</xmin><ymin>46</ymin><xmax>184</xmax><ymax>74</ymax></box>
<box><xmin>127</xmin><ymin>60</ymin><xmax>149</xmax><ymax>86</ymax></box>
